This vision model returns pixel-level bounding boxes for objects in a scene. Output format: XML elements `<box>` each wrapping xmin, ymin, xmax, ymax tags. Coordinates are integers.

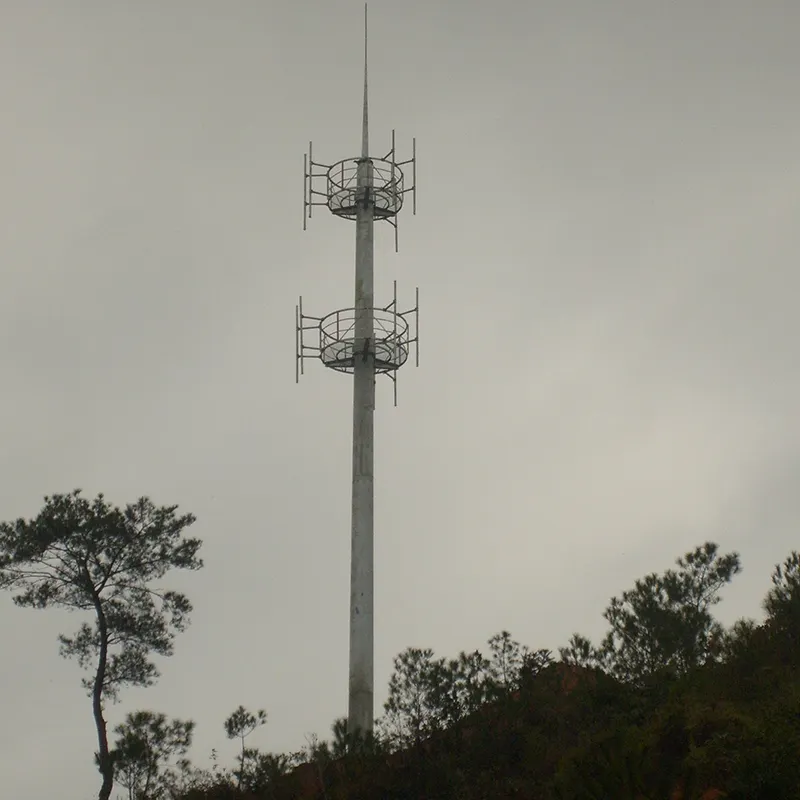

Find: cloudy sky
<box><xmin>1</xmin><ymin>1</ymin><xmax>799</xmax><ymax>796</ymax></box>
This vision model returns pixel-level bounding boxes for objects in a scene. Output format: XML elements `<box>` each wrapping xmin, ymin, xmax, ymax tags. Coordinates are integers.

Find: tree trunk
<box><xmin>92</xmin><ymin>600</ymin><xmax>114</xmax><ymax>800</ymax></box>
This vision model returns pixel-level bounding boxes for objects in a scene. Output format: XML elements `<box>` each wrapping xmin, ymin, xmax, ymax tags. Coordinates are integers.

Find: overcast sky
<box><xmin>1</xmin><ymin>1</ymin><xmax>799</xmax><ymax>796</ymax></box>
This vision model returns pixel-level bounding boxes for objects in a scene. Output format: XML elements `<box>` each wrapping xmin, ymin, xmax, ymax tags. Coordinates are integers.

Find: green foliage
<box><xmin>682</xmin><ymin>688</ymin><xmax>800</xmax><ymax>799</ymax></box>
<box><xmin>486</xmin><ymin>630</ymin><xmax>528</xmax><ymax>696</ymax></box>
<box><xmin>327</xmin><ymin>716</ymin><xmax>384</xmax><ymax>757</ymax></box>
<box><xmin>234</xmin><ymin>749</ymin><xmax>292</xmax><ymax>793</ymax></box>
<box><xmin>559</xmin><ymin>543</ymin><xmax>742</xmax><ymax>686</ymax></box>
<box><xmin>0</xmin><ymin>490</ymin><xmax>202</xmax><ymax>800</ymax></box>
<box><xmin>764</xmin><ymin>550</ymin><xmax>800</xmax><ymax>618</ymax></box>
<box><xmin>110</xmin><ymin>710</ymin><xmax>195</xmax><ymax>800</ymax></box>
<box><xmin>559</xmin><ymin>633</ymin><xmax>601</xmax><ymax>668</ymax></box>
<box><xmin>519</xmin><ymin>647</ymin><xmax>553</xmax><ymax>692</ymax></box>
<box><xmin>598</xmin><ymin>542</ymin><xmax>741</xmax><ymax>684</ymax></box>
<box><xmin>383</xmin><ymin>647</ymin><xmax>442</xmax><ymax>747</ymax></box>
<box><xmin>553</xmin><ymin>724</ymin><xmax>654</xmax><ymax>800</ymax></box>
<box><xmin>451</xmin><ymin>649</ymin><xmax>492</xmax><ymax>713</ymax></box>
<box><xmin>329</xmin><ymin>717</ymin><xmax>349</xmax><ymax>758</ymax></box>
<box><xmin>225</xmin><ymin>707</ymin><xmax>268</xmax><ymax>742</ymax></box>
<box><xmin>764</xmin><ymin>550</ymin><xmax>800</xmax><ymax>659</ymax></box>
<box><xmin>224</xmin><ymin>706</ymin><xmax>268</xmax><ymax>790</ymax></box>
<box><xmin>382</xmin><ymin>631</ymin><xmax>545</xmax><ymax>753</ymax></box>
<box><xmin>353</xmin><ymin>544</ymin><xmax>794</xmax><ymax>799</ymax></box>
<box><xmin>718</xmin><ymin>617</ymin><xmax>758</xmax><ymax>658</ymax></box>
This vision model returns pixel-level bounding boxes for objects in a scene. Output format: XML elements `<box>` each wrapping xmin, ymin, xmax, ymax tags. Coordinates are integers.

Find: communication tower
<box><xmin>295</xmin><ymin>5</ymin><xmax>418</xmax><ymax>738</ymax></box>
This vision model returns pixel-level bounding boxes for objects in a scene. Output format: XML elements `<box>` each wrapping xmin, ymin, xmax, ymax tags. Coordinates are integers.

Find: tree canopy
<box><xmin>111</xmin><ymin>711</ymin><xmax>195</xmax><ymax>800</ymax></box>
<box><xmin>559</xmin><ymin>542</ymin><xmax>741</xmax><ymax>685</ymax></box>
<box><xmin>225</xmin><ymin>705</ymin><xmax>268</xmax><ymax>789</ymax></box>
<box><xmin>0</xmin><ymin>490</ymin><xmax>202</xmax><ymax>800</ymax></box>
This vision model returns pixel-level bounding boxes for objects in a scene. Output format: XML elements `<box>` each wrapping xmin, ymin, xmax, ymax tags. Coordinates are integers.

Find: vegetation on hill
<box><xmin>2</xmin><ymin>493</ymin><xmax>798</xmax><ymax>799</ymax></box>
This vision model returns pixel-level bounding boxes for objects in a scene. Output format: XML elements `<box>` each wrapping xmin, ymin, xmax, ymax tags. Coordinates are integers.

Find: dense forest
<box><xmin>1</xmin><ymin>491</ymin><xmax>798</xmax><ymax>799</ymax></box>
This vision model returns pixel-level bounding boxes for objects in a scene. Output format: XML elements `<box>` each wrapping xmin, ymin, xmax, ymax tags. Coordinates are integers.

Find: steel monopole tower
<box><xmin>296</xmin><ymin>5</ymin><xmax>418</xmax><ymax>737</ymax></box>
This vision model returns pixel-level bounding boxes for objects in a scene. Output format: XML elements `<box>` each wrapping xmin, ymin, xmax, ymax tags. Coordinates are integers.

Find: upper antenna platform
<box><xmin>303</xmin><ymin>3</ymin><xmax>416</xmax><ymax>252</ymax></box>
<box><xmin>303</xmin><ymin>134</ymin><xmax>416</xmax><ymax>251</ymax></box>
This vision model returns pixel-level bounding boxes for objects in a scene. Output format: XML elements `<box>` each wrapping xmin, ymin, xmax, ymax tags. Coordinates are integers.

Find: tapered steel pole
<box><xmin>348</xmin><ymin>3</ymin><xmax>375</xmax><ymax>737</ymax></box>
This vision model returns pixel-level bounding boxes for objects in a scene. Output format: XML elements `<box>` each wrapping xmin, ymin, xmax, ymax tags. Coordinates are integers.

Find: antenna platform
<box><xmin>296</xmin><ymin>282</ymin><xmax>419</xmax><ymax>406</ymax></box>
<box><xmin>304</xmin><ymin>131</ymin><xmax>416</xmax><ymax>252</ymax></box>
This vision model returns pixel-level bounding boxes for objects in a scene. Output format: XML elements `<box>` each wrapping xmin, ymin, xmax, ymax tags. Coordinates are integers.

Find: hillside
<box><xmin>176</xmin><ymin>615</ymin><xmax>800</xmax><ymax>800</ymax></box>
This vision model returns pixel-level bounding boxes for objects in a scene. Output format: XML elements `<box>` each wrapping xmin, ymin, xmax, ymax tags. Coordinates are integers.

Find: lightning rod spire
<box><xmin>362</xmin><ymin>3</ymin><xmax>369</xmax><ymax>159</ymax></box>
